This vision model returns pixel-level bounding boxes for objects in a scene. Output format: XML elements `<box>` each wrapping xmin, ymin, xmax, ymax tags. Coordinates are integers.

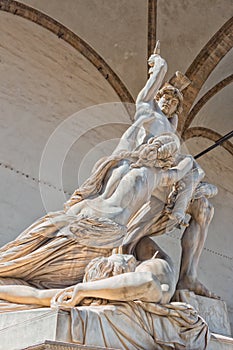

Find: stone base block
<box><xmin>1</xmin><ymin>307</ymin><xmax>233</xmax><ymax>350</ymax></box>
<box><xmin>208</xmin><ymin>334</ymin><xmax>233</xmax><ymax>350</ymax></box>
<box><xmin>23</xmin><ymin>340</ymin><xmax>116</xmax><ymax>349</ymax></box>
<box><xmin>20</xmin><ymin>336</ymin><xmax>233</xmax><ymax>350</ymax></box>
<box><xmin>0</xmin><ymin>308</ymin><xmax>70</xmax><ymax>350</ymax></box>
<box><xmin>174</xmin><ymin>290</ymin><xmax>232</xmax><ymax>336</ymax></box>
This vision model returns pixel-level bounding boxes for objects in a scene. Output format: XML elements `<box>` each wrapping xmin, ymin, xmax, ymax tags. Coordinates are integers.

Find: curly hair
<box><xmin>83</xmin><ymin>254</ymin><xmax>137</xmax><ymax>282</ymax></box>
<box><xmin>81</xmin><ymin>254</ymin><xmax>137</xmax><ymax>306</ymax></box>
<box><xmin>120</xmin><ymin>133</ymin><xmax>179</xmax><ymax>169</ymax></box>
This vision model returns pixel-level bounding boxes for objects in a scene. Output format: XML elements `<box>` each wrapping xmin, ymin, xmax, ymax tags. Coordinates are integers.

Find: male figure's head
<box><xmin>155</xmin><ymin>83</ymin><xmax>183</xmax><ymax>118</ymax></box>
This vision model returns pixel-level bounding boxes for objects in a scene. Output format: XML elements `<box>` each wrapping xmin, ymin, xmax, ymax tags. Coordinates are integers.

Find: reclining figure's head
<box><xmin>83</xmin><ymin>254</ymin><xmax>137</xmax><ymax>282</ymax></box>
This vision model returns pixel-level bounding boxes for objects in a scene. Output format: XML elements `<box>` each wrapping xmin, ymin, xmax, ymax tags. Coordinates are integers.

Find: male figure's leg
<box><xmin>168</xmin><ymin>160</ymin><xmax>204</xmax><ymax>226</ymax></box>
<box><xmin>177</xmin><ymin>196</ymin><xmax>219</xmax><ymax>298</ymax></box>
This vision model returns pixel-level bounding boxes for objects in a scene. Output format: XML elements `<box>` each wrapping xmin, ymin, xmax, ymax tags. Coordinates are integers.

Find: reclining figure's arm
<box><xmin>52</xmin><ymin>271</ymin><xmax>163</xmax><ymax>308</ymax></box>
<box><xmin>0</xmin><ymin>285</ymin><xmax>59</xmax><ymax>306</ymax></box>
<box><xmin>0</xmin><ymin>272</ymin><xmax>163</xmax><ymax>308</ymax></box>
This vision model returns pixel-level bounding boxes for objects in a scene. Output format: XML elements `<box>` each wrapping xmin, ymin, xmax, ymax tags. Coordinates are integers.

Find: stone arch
<box><xmin>183</xmin><ymin>74</ymin><xmax>233</xmax><ymax>132</ymax></box>
<box><xmin>183</xmin><ymin>127</ymin><xmax>233</xmax><ymax>156</ymax></box>
<box><xmin>148</xmin><ymin>0</ymin><xmax>157</xmax><ymax>58</ymax></box>
<box><xmin>179</xmin><ymin>17</ymin><xmax>233</xmax><ymax>132</ymax></box>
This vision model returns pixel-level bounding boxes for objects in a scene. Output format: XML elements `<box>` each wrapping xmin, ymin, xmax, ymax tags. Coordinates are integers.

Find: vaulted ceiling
<box><xmin>0</xmin><ymin>0</ymin><xmax>232</xmax><ymax>154</ymax></box>
<box><xmin>0</xmin><ymin>0</ymin><xmax>232</xmax><ymax>239</ymax></box>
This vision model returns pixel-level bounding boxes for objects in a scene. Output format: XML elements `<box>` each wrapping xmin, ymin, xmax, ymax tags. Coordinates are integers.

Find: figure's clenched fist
<box><xmin>148</xmin><ymin>54</ymin><xmax>167</xmax><ymax>75</ymax></box>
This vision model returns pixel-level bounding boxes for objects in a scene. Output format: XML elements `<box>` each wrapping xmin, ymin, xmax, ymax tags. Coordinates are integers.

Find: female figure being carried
<box><xmin>0</xmin><ymin>129</ymin><xmax>191</xmax><ymax>295</ymax></box>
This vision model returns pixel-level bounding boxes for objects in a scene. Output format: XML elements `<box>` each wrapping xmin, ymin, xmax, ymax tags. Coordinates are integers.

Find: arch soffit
<box><xmin>178</xmin><ymin>16</ymin><xmax>233</xmax><ymax>155</ymax></box>
<box><xmin>0</xmin><ymin>0</ymin><xmax>135</xmax><ymax>110</ymax></box>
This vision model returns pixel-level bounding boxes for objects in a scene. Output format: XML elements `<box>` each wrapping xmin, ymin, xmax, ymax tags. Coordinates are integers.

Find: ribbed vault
<box><xmin>181</xmin><ymin>17</ymin><xmax>233</xmax><ymax>127</ymax></box>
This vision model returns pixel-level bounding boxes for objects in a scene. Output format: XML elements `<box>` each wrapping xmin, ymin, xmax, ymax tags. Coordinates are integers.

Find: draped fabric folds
<box><xmin>0</xmin><ymin>212</ymin><xmax>125</xmax><ymax>289</ymax></box>
<box><xmin>70</xmin><ymin>301</ymin><xmax>209</xmax><ymax>350</ymax></box>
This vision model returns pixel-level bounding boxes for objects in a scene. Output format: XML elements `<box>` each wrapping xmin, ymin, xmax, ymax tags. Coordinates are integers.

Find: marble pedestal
<box><xmin>24</xmin><ymin>340</ymin><xmax>115</xmax><ymax>349</ymax></box>
<box><xmin>0</xmin><ymin>309</ymin><xmax>71</xmax><ymax>349</ymax></box>
<box><xmin>22</xmin><ymin>337</ymin><xmax>233</xmax><ymax>350</ymax></box>
<box><xmin>174</xmin><ymin>290</ymin><xmax>232</xmax><ymax>336</ymax></box>
<box><xmin>0</xmin><ymin>306</ymin><xmax>232</xmax><ymax>350</ymax></box>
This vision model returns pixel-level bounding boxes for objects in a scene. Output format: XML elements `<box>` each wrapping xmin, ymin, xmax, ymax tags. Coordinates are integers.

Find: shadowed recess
<box><xmin>148</xmin><ymin>0</ymin><xmax>157</xmax><ymax>59</ymax></box>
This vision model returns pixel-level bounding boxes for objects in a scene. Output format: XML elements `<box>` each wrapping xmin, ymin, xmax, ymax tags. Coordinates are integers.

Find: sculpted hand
<box><xmin>148</xmin><ymin>55</ymin><xmax>166</xmax><ymax>75</ymax></box>
<box><xmin>148</xmin><ymin>53</ymin><xmax>160</xmax><ymax>67</ymax></box>
<box><xmin>148</xmin><ymin>41</ymin><xmax>167</xmax><ymax>75</ymax></box>
<box><xmin>51</xmin><ymin>285</ymin><xmax>83</xmax><ymax>310</ymax></box>
<box><xmin>157</xmin><ymin>141</ymin><xmax>177</xmax><ymax>160</ymax></box>
<box><xmin>148</xmin><ymin>40</ymin><xmax>160</xmax><ymax>67</ymax></box>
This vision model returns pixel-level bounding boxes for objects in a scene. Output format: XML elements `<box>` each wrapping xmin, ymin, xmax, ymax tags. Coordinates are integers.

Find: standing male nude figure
<box><xmin>114</xmin><ymin>42</ymin><xmax>218</xmax><ymax>298</ymax></box>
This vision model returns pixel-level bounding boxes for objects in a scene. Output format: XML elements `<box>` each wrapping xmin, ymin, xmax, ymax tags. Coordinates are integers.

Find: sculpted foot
<box><xmin>177</xmin><ymin>278</ymin><xmax>220</xmax><ymax>300</ymax></box>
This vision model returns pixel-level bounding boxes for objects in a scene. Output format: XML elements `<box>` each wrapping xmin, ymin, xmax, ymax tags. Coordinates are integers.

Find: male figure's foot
<box><xmin>177</xmin><ymin>277</ymin><xmax>220</xmax><ymax>300</ymax></box>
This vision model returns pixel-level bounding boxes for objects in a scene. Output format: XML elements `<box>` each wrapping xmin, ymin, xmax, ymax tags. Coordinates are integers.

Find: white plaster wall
<box><xmin>22</xmin><ymin>0</ymin><xmax>148</xmax><ymax>98</ymax></box>
<box><xmin>157</xmin><ymin>0</ymin><xmax>233</xmax><ymax>78</ymax></box>
<box><xmin>0</xmin><ymin>12</ymin><xmax>130</xmax><ymax>247</ymax></box>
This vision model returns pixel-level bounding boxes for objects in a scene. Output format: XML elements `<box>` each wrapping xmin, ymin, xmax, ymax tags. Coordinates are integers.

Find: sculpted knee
<box><xmin>192</xmin><ymin>197</ymin><xmax>214</xmax><ymax>224</ymax></box>
<box><xmin>201</xmin><ymin>197</ymin><xmax>214</xmax><ymax>222</ymax></box>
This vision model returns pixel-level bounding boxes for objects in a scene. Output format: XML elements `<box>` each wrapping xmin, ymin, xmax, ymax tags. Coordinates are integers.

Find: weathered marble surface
<box><xmin>0</xmin><ymin>43</ymin><xmax>218</xmax><ymax>301</ymax></box>
<box><xmin>0</xmin><ymin>309</ymin><xmax>232</xmax><ymax>350</ymax></box>
<box><xmin>0</xmin><ymin>251</ymin><xmax>207</xmax><ymax>349</ymax></box>
<box><xmin>174</xmin><ymin>290</ymin><xmax>232</xmax><ymax>336</ymax></box>
<box><xmin>209</xmin><ymin>334</ymin><xmax>233</xmax><ymax>350</ymax></box>
<box><xmin>0</xmin><ymin>309</ymin><xmax>71</xmax><ymax>349</ymax></box>
<box><xmin>24</xmin><ymin>341</ymin><xmax>113</xmax><ymax>350</ymax></box>
<box><xmin>0</xmin><ymin>305</ymin><xmax>208</xmax><ymax>350</ymax></box>
<box><xmin>22</xmin><ymin>337</ymin><xmax>233</xmax><ymax>350</ymax></box>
